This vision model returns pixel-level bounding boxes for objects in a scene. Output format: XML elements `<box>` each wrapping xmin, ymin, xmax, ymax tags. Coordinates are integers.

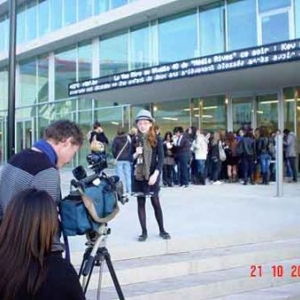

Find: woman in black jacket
<box><xmin>132</xmin><ymin>109</ymin><xmax>171</xmax><ymax>242</ymax></box>
<box><xmin>0</xmin><ymin>189</ymin><xmax>85</xmax><ymax>300</ymax></box>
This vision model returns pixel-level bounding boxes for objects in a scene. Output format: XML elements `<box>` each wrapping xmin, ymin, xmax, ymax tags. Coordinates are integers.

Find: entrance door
<box><xmin>16</xmin><ymin>119</ymin><xmax>33</xmax><ymax>153</ymax></box>
<box><xmin>232</xmin><ymin>97</ymin><xmax>253</xmax><ymax>132</ymax></box>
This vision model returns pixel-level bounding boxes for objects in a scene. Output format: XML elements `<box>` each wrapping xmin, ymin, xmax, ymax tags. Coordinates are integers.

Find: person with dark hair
<box><xmin>88</xmin><ymin>121</ymin><xmax>109</xmax><ymax>152</ymax></box>
<box><xmin>0</xmin><ymin>188</ymin><xmax>85</xmax><ymax>300</ymax></box>
<box><xmin>257</xmin><ymin>126</ymin><xmax>271</xmax><ymax>185</ymax></box>
<box><xmin>173</xmin><ymin>126</ymin><xmax>191</xmax><ymax>187</ymax></box>
<box><xmin>132</xmin><ymin>109</ymin><xmax>170</xmax><ymax>242</ymax></box>
<box><xmin>0</xmin><ymin>119</ymin><xmax>84</xmax><ymax>252</ymax></box>
<box><xmin>162</xmin><ymin>131</ymin><xmax>175</xmax><ymax>187</ymax></box>
<box><xmin>112</xmin><ymin>127</ymin><xmax>132</xmax><ymax>195</ymax></box>
<box><xmin>283</xmin><ymin>128</ymin><xmax>298</xmax><ymax>182</ymax></box>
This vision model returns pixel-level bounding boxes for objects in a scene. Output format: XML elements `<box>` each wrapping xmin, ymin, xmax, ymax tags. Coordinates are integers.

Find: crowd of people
<box><xmin>0</xmin><ymin>112</ymin><xmax>298</xmax><ymax>299</ymax></box>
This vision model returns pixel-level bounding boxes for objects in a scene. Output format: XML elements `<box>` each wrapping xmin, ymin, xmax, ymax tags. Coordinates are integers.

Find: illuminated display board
<box><xmin>69</xmin><ymin>39</ymin><xmax>300</xmax><ymax>97</ymax></box>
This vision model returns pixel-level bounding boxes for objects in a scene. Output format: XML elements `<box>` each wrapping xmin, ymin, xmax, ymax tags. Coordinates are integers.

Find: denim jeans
<box><xmin>259</xmin><ymin>153</ymin><xmax>271</xmax><ymax>174</ymax></box>
<box><xmin>196</xmin><ymin>159</ymin><xmax>206</xmax><ymax>175</ymax></box>
<box><xmin>116</xmin><ymin>160</ymin><xmax>132</xmax><ymax>193</ymax></box>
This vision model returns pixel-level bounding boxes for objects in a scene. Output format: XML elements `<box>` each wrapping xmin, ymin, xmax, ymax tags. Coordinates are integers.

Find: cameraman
<box><xmin>0</xmin><ymin>119</ymin><xmax>84</xmax><ymax>253</ymax></box>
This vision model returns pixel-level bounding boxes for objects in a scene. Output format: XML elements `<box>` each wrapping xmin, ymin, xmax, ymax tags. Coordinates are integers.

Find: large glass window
<box><xmin>295</xmin><ymin>0</ymin><xmax>300</xmax><ymax>38</ymax></box>
<box><xmin>111</xmin><ymin>0</ymin><xmax>127</xmax><ymax>9</ymax></box>
<box><xmin>153</xmin><ymin>100</ymin><xmax>191</xmax><ymax>134</ymax></box>
<box><xmin>227</xmin><ymin>0</ymin><xmax>257</xmax><ymax>51</ymax></box>
<box><xmin>37</xmin><ymin>56</ymin><xmax>49</xmax><ymax>103</ymax></box>
<box><xmin>283</xmin><ymin>88</ymin><xmax>295</xmax><ymax>131</ymax></box>
<box><xmin>99</xmin><ymin>32</ymin><xmax>128</xmax><ymax>77</ymax></box>
<box><xmin>158</xmin><ymin>10</ymin><xmax>197</xmax><ymax>64</ymax></box>
<box><xmin>130</xmin><ymin>24</ymin><xmax>150</xmax><ymax>70</ymax></box>
<box><xmin>198</xmin><ymin>96</ymin><xmax>227</xmax><ymax>132</ymax></box>
<box><xmin>0</xmin><ymin>69</ymin><xmax>8</xmax><ymax>110</ymax></box>
<box><xmin>199</xmin><ymin>1</ymin><xmax>225</xmax><ymax>56</ymax></box>
<box><xmin>94</xmin><ymin>0</ymin><xmax>110</xmax><ymax>14</ymax></box>
<box><xmin>232</xmin><ymin>97</ymin><xmax>253</xmax><ymax>132</ymax></box>
<box><xmin>256</xmin><ymin>94</ymin><xmax>278</xmax><ymax>131</ymax></box>
<box><xmin>17</xmin><ymin>4</ymin><xmax>26</xmax><ymax>45</ymax></box>
<box><xmin>19</xmin><ymin>59</ymin><xmax>37</xmax><ymax>107</ymax></box>
<box><xmin>78</xmin><ymin>42</ymin><xmax>92</xmax><ymax>81</ymax></box>
<box><xmin>0</xmin><ymin>16</ymin><xmax>8</xmax><ymax>53</ymax></box>
<box><xmin>55</xmin><ymin>47</ymin><xmax>77</xmax><ymax>100</ymax></box>
<box><xmin>51</xmin><ymin>0</ymin><xmax>63</xmax><ymax>30</ymax></box>
<box><xmin>38</xmin><ymin>0</ymin><xmax>50</xmax><ymax>37</ymax></box>
<box><xmin>258</xmin><ymin>0</ymin><xmax>291</xmax><ymax>12</ymax></box>
<box><xmin>64</xmin><ymin>0</ymin><xmax>76</xmax><ymax>26</ymax></box>
<box><xmin>27</xmin><ymin>1</ymin><xmax>37</xmax><ymax>41</ymax></box>
<box><xmin>78</xmin><ymin>0</ymin><xmax>93</xmax><ymax>21</ymax></box>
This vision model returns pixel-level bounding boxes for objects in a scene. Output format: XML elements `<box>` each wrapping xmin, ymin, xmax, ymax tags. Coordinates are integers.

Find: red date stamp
<box><xmin>250</xmin><ymin>265</ymin><xmax>300</xmax><ymax>278</ymax></box>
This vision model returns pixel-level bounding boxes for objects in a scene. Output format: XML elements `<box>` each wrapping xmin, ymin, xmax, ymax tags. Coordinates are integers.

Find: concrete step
<box><xmin>212</xmin><ymin>282</ymin><xmax>300</xmax><ymax>299</ymax></box>
<box><xmin>85</xmin><ymin>258</ymin><xmax>300</xmax><ymax>300</ymax></box>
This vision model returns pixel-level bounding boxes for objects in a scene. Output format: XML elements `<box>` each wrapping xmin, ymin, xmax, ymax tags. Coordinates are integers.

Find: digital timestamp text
<box><xmin>250</xmin><ymin>265</ymin><xmax>300</xmax><ymax>278</ymax></box>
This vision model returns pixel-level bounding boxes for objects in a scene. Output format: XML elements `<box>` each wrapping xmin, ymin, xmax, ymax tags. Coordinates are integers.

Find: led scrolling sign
<box><xmin>68</xmin><ymin>38</ymin><xmax>300</xmax><ymax>97</ymax></box>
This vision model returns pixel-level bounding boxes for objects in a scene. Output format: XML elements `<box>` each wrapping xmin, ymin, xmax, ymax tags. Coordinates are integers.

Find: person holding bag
<box><xmin>112</xmin><ymin>127</ymin><xmax>132</xmax><ymax>196</ymax></box>
<box><xmin>132</xmin><ymin>109</ymin><xmax>171</xmax><ymax>242</ymax></box>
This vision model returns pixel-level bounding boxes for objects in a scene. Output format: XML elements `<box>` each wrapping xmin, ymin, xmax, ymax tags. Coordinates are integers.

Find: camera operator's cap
<box><xmin>135</xmin><ymin>109</ymin><xmax>155</xmax><ymax>123</ymax></box>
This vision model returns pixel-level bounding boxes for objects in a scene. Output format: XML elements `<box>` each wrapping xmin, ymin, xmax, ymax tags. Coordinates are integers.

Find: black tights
<box><xmin>137</xmin><ymin>196</ymin><xmax>165</xmax><ymax>234</ymax></box>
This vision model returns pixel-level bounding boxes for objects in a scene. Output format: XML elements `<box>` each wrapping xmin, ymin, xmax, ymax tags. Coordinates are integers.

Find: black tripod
<box><xmin>78</xmin><ymin>224</ymin><xmax>125</xmax><ymax>300</ymax></box>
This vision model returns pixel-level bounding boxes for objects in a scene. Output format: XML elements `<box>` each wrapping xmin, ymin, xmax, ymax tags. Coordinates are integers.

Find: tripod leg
<box><xmin>96</xmin><ymin>257</ymin><xmax>104</xmax><ymax>300</ymax></box>
<box><xmin>102</xmin><ymin>248</ymin><xmax>125</xmax><ymax>300</ymax></box>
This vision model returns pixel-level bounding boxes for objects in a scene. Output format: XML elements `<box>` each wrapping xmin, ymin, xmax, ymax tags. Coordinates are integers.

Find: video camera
<box><xmin>86</xmin><ymin>152</ymin><xmax>108</xmax><ymax>174</ymax></box>
<box><xmin>60</xmin><ymin>165</ymin><xmax>129</xmax><ymax>237</ymax></box>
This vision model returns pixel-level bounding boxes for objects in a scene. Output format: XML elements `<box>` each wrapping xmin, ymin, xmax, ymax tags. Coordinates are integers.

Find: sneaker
<box><xmin>159</xmin><ymin>231</ymin><xmax>171</xmax><ymax>240</ymax></box>
<box><xmin>212</xmin><ymin>180</ymin><xmax>222</xmax><ymax>185</ymax></box>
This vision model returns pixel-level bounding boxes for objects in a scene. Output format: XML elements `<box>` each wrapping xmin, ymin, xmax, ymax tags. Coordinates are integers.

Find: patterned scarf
<box><xmin>134</xmin><ymin>133</ymin><xmax>152</xmax><ymax>181</ymax></box>
<box><xmin>33</xmin><ymin>139</ymin><xmax>58</xmax><ymax>166</ymax></box>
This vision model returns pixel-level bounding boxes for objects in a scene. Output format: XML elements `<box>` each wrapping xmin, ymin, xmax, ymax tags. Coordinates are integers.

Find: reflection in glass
<box><xmin>0</xmin><ymin>17</ymin><xmax>8</xmax><ymax>52</ymax></box>
<box><xmin>130</xmin><ymin>24</ymin><xmax>150</xmax><ymax>70</ymax></box>
<box><xmin>232</xmin><ymin>97</ymin><xmax>253</xmax><ymax>132</ymax></box>
<box><xmin>256</xmin><ymin>94</ymin><xmax>278</xmax><ymax>132</ymax></box>
<box><xmin>27</xmin><ymin>1</ymin><xmax>37</xmax><ymax>41</ymax></box>
<box><xmin>37</xmin><ymin>56</ymin><xmax>49</xmax><ymax>103</ymax></box>
<box><xmin>158</xmin><ymin>10</ymin><xmax>197</xmax><ymax>64</ymax></box>
<box><xmin>99</xmin><ymin>32</ymin><xmax>128</xmax><ymax>77</ymax></box>
<box><xmin>64</xmin><ymin>0</ymin><xmax>76</xmax><ymax>25</ymax></box>
<box><xmin>262</xmin><ymin>13</ymin><xmax>289</xmax><ymax>44</ymax></box>
<box><xmin>17</xmin><ymin>5</ymin><xmax>26</xmax><ymax>45</ymax></box>
<box><xmin>227</xmin><ymin>0</ymin><xmax>257</xmax><ymax>51</ymax></box>
<box><xmin>78</xmin><ymin>42</ymin><xmax>92</xmax><ymax>81</ymax></box>
<box><xmin>95</xmin><ymin>0</ymin><xmax>110</xmax><ymax>14</ymax></box>
<box><xmin>51</xmin><ymin>0</ymin><xmax>63</xmax><ymax>30</ymax></box>
<box><xmin>283</xmin><ymin>88</ymin><xmax>295</xmax><ymax>131</ymax></box>
<box><xmin>111</xmin><ymin>0</ymin><xmax>127</xmax><ymax>9</ymax></box>
<box><xmin>199</xmin><ymin>2</ymin><xmax>225</xmax><ymax>56</ymax></box>
<box><xmin>296</xmin><ymin>0</ymin><xmax>300</xmax><ymax>38</ymax></box>
<box><xmin>258</xmin><ymin>0</ymin><xmax>290</xmax><ymax>13</ymax></box>
<box><xmin>55</xmin><ymin>47</ymin><xmax>77</xmax><ymax>100</ymax></box>
<box><xmin>38</xmin><ymin>0</ymin><xmax>50</xmax><ymax>37</ymax></box>
<box><xmin>0</xmin><ymin>69</ymin><xmax>8</xmax><ymax>110</ymax></box>
<box><xmin>152</xmin><ymin>100</ymin><xmax>191</xmax><ymax>134</ymax></box>
<box><xmin>19</xmin><ymin>60</ymin><xmax>37</xmax><ymax>107</ymax></box>
<box><xmin>78</xmin><ymin>0</ymin><xmax>93</xmax><ymax>21</ymax></box>
<box><xmin>198</xmin><ymin>96</ymin><xmax>227</xmax><ymax>132</ymax></box>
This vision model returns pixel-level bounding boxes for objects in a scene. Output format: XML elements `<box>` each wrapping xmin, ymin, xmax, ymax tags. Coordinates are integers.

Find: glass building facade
<box><xmin>0</xmin><ymin>0</ymin><xmax>300</xmax><ymax>166</ymax></box>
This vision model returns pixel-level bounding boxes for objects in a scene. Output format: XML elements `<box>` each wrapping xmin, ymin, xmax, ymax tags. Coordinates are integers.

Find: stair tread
<box><xmin>85</xmin><ymin>258</ymin><xmax>300</xmax><ymax>300</ymax></box>
<box><xmin>212</xmin><ymin>282</ymin><xmax>300</xmax><ymax>299</ymax></box>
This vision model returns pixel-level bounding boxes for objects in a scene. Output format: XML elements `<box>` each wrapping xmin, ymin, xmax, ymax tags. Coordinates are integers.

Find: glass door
<box><xmin>16</xmin><ymin>119</ymin><xmax>34</xmax><ymax>153</ymax></box>
<box><xmin>232</xmin><ymin>96</ymin><xmax>253</xmax><ymax>132</ymax></box>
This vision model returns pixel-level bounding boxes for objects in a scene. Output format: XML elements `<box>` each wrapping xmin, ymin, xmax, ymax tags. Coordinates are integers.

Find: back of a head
<box><xmin>44</xmin><ymin>119</ymin><xmax>84</xmax><ymax>146</ymax></box>
<box><xmin>93</xmin><ymin>121</ymin><xmax>101</xmax><ymax>129</ymax></box>
<box><xmin>0</xmin><ymin>189</ymin><xmax>58</xmax><ymax>299</ymax></box>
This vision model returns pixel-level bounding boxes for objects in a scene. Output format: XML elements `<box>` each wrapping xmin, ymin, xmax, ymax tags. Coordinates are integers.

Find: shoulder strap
<box><xmin>115</xmin><ymin>139</ymin><xmax>129</xmax><ymax>161</ymax></box>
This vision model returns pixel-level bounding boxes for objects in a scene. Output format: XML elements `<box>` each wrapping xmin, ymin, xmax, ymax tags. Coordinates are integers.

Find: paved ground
<box><xmin>60</xmin><ymin>167</ymin><xmax>300</xmax><ymax>259</ymax></box>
